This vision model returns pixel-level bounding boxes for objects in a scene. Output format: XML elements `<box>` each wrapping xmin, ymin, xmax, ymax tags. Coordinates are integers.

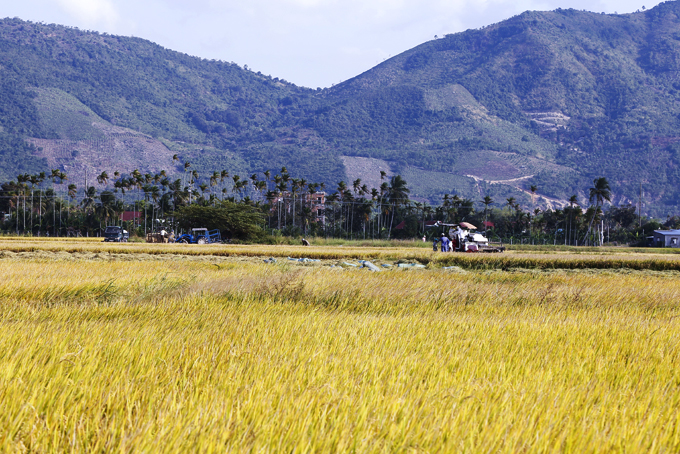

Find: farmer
<box><xmin>450</xmin><ymin>234</ymin><xmax>458</xmax><ymax>252</ymax></box>
<box><xmin>301</xmin><ymin>238</ymin><xmax>310</xmax><ymax>246</ymax></box>
<box><xmin>432</xmin><ymin>236</ymin><xmax>440</xmax><ymax>252</ymax></box>
<box><xmin>440</xmin><ymin>233</ymin><xmax>450</xmax><ymax>252</ymax></box>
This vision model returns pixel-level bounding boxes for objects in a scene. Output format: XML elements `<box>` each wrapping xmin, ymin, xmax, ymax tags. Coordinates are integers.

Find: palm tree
<box><xmin>150</xmin><ymin>185</ymin><xmax>161</xmax><ymax>204</ymax></box>
<box><xmin>97</xmin><ymin>171</ymin><xmax>109</xmax><ymax>187</ymax></box>
<box><xmin>36</xmin><ymin>171</ymin><xmax>48</xmax><ymax>233</ymax></box>
<box><xmin>528</xmin><ymin>186</ymin><xmax>537</xmax><ymax>239</ymax></box>
<box><xmin>298</xmin><ymin>178</ymin><xmax>307</xmax><ymax>230</ymax></box>
<box><xmin>5</xmin><ymin>182</ymin><xmax>19</xmax><ymax>233</ymax></box>
<box><xmin>590</xmin><ymin>177</ymin><xmax>611</xmax><ymax>210</ymax></box>
<box><xmin>210</xmin><ymin>171</ymin><xmax>219</xmax><ymax>203</ymax></box>
<box><xmin>506</xmin><ymin>197</ymin><xmax>516</xmax><ymax>212</ymax></box>
<box><xmin>189</xmin><ymin>170</ymin><xmax>199</xmax><ymax>203</ymax></box>
<box><xmin>160</xmin><ymin>177</ymin><xmax>170</xmax><ymax>192</ymax></box>
<box><xmin>231</xmin><ymin>175</ymin><xmax>241</xmax><ymax>200</ymax></box>
<box><xmin>379</xmin><ymin>182</ymin><xmax>389</xmax><ymax>237</ymax></box>
<box><xmin>568</xmin><ymin>195</ymin><xmax>578</xmax><ymax>246</ymax></box>
<box><xmin>183</xmin><ymin>161</ymin><xmax>191</xmax><ymax>190</ymax></box>
<box><xmin>97</xmin><ymin>191</ymin><xmax>120</xmax><ymax>227</ymax></box>
<box><xmin>325</xmin><ymin>192</ymin><xmax>340</xmax><ymax>238</ymax></box>
<box><xmin>51</xmin><ymin>170</ymin><xmax>68</xmax><ymax>236</ymax></box>
<box><xmin>423</xmin><ymin>204</ymin><xmax>434</xmax><ymax>230</ymax></box>
<box><xmin>81</xmin><ymin>186</ymin><xmax>97</xmax><ymax>214</ymax></box>
<box><xmin>28</xmin><ymin>174</ymin><xmax>40</xmax><ymax>233</ymax></box>
<box><xmin>263</xmin><ymin>170</ymin><xmax>271</xmax><ymax>192</ymax></box>
<box><xmin>169</xmin><ymin>179</ymin><xmax>184</xmax><ymax>208</ymax></box>
<box><xmin>256</xmin><ymin>180</ymin><xmax>267</xmax><ymax>200</ymax></box>
<box><xmin>275</xmin><ymin>177</ymin><xmax>287</xmax><ymax>229</ymax></box>
<box><xmin>387</xmin><ymin>175</ymin><xmax>410</xmax><ymax>238</ymax></box>
<box><xmin>482</xmin><ymin>195</ymin><xmax>494</xmax><ymax>232</ymax></box>
<box><xmin>583</xmin><ymin>177</ymin><xmax>611</xmax><ymax>245</ymax></box>
<box><xmin>304</xmin><ymin>182</ymin><xmax>319</xmax><ymax>235</ymax></box>
<box><xmin>19</xmin><ymin>173</ymin><xmax>33</xmax><ymax>232</ymax></box>
<box><xmin>336</xmin><ymin>181</ymin><xmax>348</xmax><ymax>236</ymax></box>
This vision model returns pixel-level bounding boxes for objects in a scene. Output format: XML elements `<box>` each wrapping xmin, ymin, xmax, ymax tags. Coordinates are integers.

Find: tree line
<box><xmin>0</xmin><ymin>161</ymin><xmax>672</xmax><ymax>246</ymax></box>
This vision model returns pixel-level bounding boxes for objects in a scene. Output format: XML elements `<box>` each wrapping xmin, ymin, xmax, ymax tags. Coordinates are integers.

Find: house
<box><xmin>269</xmin><ymin>191</ymin><xmax>326</xmax><ymax>225</ymax></box>
<box><xmin>652</xmin><ymin>229</ymin><xmax>680</xmax><ymax>248</ymax></box>
<box><xmin>121</xmin><ymin>211</ymin><xmax>141</xmax><ymax>222</ymax></box>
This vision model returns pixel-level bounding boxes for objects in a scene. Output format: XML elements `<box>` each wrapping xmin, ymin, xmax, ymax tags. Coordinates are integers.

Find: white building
<box><xmin>652</xmin><ymin>229</ymin><xmax>680</xmax><ymax>248</ymax></box>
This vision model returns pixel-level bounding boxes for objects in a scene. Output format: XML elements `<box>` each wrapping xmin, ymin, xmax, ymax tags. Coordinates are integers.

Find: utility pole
<box><xmin>638</xmin><ymin>182</ymin><xmax>642</xmax><ymax>228</ymax></box>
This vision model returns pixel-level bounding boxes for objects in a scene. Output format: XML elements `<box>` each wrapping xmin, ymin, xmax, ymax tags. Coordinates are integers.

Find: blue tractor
<box><xmin>175</xmin><ymin>228</ymin><xmax>222</xmax><ymax>244</ymax></box>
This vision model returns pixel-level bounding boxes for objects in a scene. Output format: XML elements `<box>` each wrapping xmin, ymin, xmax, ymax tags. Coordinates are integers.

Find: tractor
<box><xmin>174</xmin><ymin>228</ymin><xmax>222</xmax><ymax>244</ymax></box>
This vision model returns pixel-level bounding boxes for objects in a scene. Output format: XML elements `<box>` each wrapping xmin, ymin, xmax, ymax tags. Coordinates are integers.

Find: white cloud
<box><xmin>55</xmin><ymin>0</ymin><xmax>118</xmax><ymax>26</ymax></box>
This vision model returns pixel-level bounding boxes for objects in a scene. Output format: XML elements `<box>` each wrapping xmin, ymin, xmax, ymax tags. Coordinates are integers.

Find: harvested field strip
<box><xmin>0</xmin><ymin>236</ymin><xmax>103</xmax><ymax>242</ymax></box>
<box><xmin>434</xmin><ymin>253</ymin><xmax>680</xmax><ymax>271</ymax></box>
<box><xmin>2</xmin><ymin>240</ymin><xmax>680</xmax><ymax>271</ymax></box>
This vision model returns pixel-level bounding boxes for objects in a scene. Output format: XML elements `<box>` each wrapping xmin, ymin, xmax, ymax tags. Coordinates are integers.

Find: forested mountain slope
<box><xmin>2</xmin><ymin>2</ymin><xmax>680</xmax><ymax>213</ymax></box>
<box><xmin>320</xmin><ymin>1</ymin><xmax>680</xmax><ymax>210</ymax></box>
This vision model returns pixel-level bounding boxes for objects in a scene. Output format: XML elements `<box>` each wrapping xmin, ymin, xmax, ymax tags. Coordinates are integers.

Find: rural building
<box><xmin>652</xmin><ymin>229</ymin><xmax>680</xmax><ymax>248</ymax></box>
<box><xmin>270</xmin><ymin>191</ymin><xmax>326</xmax><ymax>225</ymax></box>
<box><xmin>120</xmin><ymin>211</ymin><xmax>141</xmax><ymax>226</ymax></box>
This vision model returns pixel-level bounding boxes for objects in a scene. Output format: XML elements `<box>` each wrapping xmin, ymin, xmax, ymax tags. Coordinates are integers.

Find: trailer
<box><xmin>175</xmin><ymin>228</ymin><xmax>222</xmax><ymax>244</ymax></box>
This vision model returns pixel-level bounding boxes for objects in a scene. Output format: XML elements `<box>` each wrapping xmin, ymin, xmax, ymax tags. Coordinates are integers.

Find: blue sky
<box><xmin>2</xmin><ymin>0</ymin><xmax>663</xmax><ymax>88</ymax></box>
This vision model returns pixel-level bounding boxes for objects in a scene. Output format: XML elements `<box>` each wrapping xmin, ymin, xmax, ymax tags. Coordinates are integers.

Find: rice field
<box><xmin>1</xmin><ymin>241</ymin><xmax>680</xmax><ymax>452</ymax></box>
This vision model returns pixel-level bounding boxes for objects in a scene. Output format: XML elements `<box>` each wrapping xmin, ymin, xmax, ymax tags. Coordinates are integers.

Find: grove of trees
<box><xmin>0</xmin><ymin>160</ymin><xmax>671</xmax><ymax>247</ymax></box>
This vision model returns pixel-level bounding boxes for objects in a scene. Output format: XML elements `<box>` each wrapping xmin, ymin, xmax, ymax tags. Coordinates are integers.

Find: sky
<box><xmin>1</xmin><ymin>0</ymin><xmax>665</xmax><ymax>88</ymax></box>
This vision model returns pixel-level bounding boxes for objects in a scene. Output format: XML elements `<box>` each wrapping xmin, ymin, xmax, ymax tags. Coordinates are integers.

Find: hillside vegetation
<box><xmin>2</xmin><ymin>3</ymin><xmax>680</xmax><ymax>212</ymax></box>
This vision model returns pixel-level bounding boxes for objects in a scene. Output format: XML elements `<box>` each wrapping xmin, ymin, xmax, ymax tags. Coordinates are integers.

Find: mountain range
<box><xmin>2</xmin><ymin>2</ymin><xmax>680</xmax><ymax>215</ymax></box>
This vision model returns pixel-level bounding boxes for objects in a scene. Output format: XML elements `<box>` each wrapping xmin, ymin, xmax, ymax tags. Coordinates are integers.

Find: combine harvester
<box><xmin>429</xmin><ymin>221</ymin><xmax>505</xmax><ymax>253</ymax></box>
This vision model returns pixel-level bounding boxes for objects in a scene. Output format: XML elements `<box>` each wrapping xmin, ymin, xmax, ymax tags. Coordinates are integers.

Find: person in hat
<box><xmin>440</xmin><ymin>233</ymin><xmax>450</xmax><ymax>252</ymax></box>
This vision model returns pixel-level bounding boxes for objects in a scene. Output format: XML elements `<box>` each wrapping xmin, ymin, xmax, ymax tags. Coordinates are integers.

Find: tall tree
<box><xmin>387</xmin><ymin>175</ymin><xmax>410</xmax><ymax>238</ymax></box>
<box><xmin>568</xmin><ymin>194</ymin><xmax>578</xmax><ymax>246</ymax></box>
<box><xmin>583</xmin><ymin>177</ymin><xmax>611</xmax><ymax>245</ymax></box>
<box><xmin>482</xmin><ymin>195</ymin><xmax>494</xmax><ymax>232</ymax></box>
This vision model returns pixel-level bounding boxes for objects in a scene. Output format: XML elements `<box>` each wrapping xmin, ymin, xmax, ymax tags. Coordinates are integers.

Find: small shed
<box><xmin>652</xmin><ymin>229</ymin><xmax>680</xmax><ymax>248</ymax></box>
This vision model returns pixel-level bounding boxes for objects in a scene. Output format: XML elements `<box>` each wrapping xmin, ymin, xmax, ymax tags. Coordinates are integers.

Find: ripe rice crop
<box><xmin>1</xmin><ymin>247</ymin><xmax>680</xmax><ymax>452</ymax></box>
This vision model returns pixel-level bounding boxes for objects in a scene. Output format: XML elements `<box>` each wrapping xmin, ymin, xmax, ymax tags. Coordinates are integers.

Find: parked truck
<box><xmin>103</xmin><ymin>226</ymin><xmax>129</xmax><ymax>242</ymax></box>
